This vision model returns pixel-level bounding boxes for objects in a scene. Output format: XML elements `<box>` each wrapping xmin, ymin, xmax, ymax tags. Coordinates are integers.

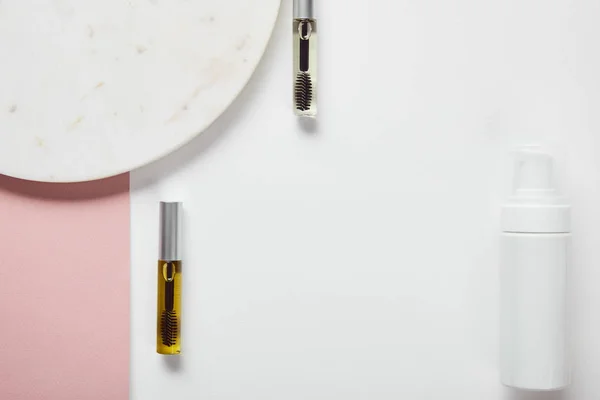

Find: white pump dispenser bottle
<box><xmin>500</xmin><ymin>146</ymin><xmax>571</xmax><ymax>390</ymax></box>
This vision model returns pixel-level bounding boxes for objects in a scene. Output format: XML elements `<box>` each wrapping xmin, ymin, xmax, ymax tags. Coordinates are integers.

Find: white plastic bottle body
<box><xmin>500</xmin><ymin>232</ymin><xmax>571</xmax><ymax>390</ymax></box>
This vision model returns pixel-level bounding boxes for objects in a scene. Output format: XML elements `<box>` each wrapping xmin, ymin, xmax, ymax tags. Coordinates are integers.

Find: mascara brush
<box><xmin>161</xmin><ymin>310</ymin><xmax>178</xmax><ymax>347</ymax></box>
<box><xmin>294</xmin><ymin>72</ymin><xmax>313</xmax><ymax>112</ymax></box>
<box><xmin>160</xmin><ymin>262</ymin><xmax>178</xmax><ymax>347</ymax></box>
<box><xmin>156</xmin><ymin>202</ymin><xmax>183</xmax><ymax>355</ymax></box>
<box><xmin>293</xmin><ymin>0</ymin><xmax>317</xmax><ymax>117</ymax></box>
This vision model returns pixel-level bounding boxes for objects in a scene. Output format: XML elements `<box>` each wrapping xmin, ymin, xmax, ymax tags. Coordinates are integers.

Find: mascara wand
<box><xmin>294</xmin><ymin>72</ymin><xmax>313</xmax><ymax>112</ymax></box>
<box><xmin>293</xmin><ymin>0</ymin><xmax>317</xmax><ymax>117</ymax></box>
<box><xmin>160</xmin><ymin>262</ymin><xmax>178</xmax><ymax>347</ymax></box>
<box><xmin>156</xmin><ymin>202</ymin><xmax>183</xmax><ymax>355</ymax></box>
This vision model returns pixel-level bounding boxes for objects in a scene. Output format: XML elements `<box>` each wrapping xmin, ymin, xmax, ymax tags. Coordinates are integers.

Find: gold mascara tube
<box><xmin>157</xmin><ymin>202</ymin><xmax>183</xmax><ymax>355</ymax></box>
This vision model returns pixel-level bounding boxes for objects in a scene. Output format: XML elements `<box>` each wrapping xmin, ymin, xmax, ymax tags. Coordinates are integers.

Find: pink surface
<box><xmin>0</xmin><ymin>174</ymin><xmax>130</xmax><ymax>400</ymax></box>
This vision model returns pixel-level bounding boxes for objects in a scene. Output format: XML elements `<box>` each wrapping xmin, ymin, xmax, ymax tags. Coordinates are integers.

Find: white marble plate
<box><xmin>0</xmin><ymin>0</ymin><xmax>280</xmax><ymax>182</ymax></box>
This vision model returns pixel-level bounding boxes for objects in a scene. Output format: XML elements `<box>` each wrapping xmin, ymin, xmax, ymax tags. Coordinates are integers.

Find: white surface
<box><xmin>131</xmin><ymin>0</ymin><xmax>600</xmax><ymax>399</ymax></box>
<box><xmin>0</xmin><ymin>0</ymin><xmax>279</xmax><ymax>182</ymax></box>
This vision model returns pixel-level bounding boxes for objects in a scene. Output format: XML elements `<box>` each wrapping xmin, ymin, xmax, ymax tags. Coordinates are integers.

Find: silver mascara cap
<box><xmin>294</xmin><ymin>0</ymin><xmax>314</xmax><ymax>19</ymax></box>
<box><xmin>159</xmin><ymin>202</ymin><xmax>183</xmax><ymax>261</ymax></box>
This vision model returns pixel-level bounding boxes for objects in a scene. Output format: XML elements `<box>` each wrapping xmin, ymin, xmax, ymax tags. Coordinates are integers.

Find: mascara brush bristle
<box><xmin>160</xmin><ymin>310</ymin><xmax>178</xmax><ymax>347</ymax></box>
<box><xmin>294</xmin><ymin>72</ymin><xmax>313</xmax><ymax>112</ymax></box>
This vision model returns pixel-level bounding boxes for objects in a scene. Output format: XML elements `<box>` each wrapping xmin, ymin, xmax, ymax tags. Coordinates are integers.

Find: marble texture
<box><xmin>0</xmin><ymin>0</ymin><xmax>280</xmax><ymax>182</ymax></box>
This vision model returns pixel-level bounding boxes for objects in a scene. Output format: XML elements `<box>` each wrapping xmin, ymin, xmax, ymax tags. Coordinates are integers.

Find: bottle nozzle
<box><xmin>503</xmin><ymin>145</ymin><xmax>570</xmax><ymax>233</ymax></box>
<box><xmin>512</xmin><ymin>146</ymin><xmax>555</xmax><ymax>195</ymax></box>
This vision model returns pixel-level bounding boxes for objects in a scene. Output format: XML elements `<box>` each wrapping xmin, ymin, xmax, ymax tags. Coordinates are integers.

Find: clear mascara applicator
<box><xmin>293</xmin><ymin>0</ymin><xmax>317</xmax><ymax>117</ymax></box>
